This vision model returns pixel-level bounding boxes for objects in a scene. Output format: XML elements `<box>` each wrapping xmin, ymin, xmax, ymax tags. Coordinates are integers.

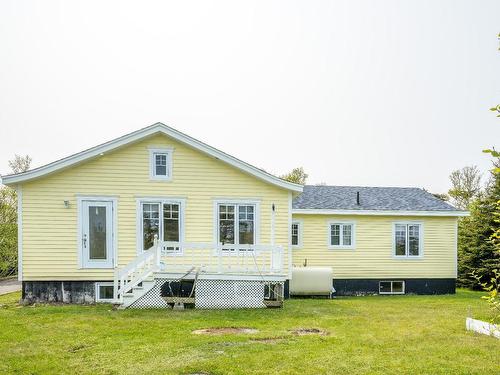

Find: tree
<box><xmin>8</xmin><ymin>154</ymin><xmax>32</xmax><ymax>174</ymax></box>
<box><xmin>457</xmin><ymin>163</ymin><xmax>500</xmax><ymax>288</ymax></box>
<box><xmin>280</xmin><ymin>167</ymin><xmax>308</xmax><ymax>185</ymax></box>
<box><xmin>432</xmin><ymin>193</ymin><xmax>449</xmax><ymax>202</ymax></box>
<box><xmin>448</xmin><ymin>166</ymin><xmax>482</xmax><ymax>209</ymax></box>
<box><xmin>0</xmin><ymin>155</ymin><xmax>32</xmax><ymax>277</ymax></box>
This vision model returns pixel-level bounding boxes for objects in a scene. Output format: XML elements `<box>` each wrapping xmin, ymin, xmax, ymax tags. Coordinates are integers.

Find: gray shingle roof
<box><xmin>293</xmin><ymin>185</ymin><xmax>459</xmax><ymax>211</ymax></box>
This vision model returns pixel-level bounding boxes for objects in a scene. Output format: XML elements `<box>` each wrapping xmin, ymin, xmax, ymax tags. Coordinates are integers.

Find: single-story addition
<box><xmin>0</xmin><ymin>123</ymin><xmax>468</xmax><ymax>309</ymax></box>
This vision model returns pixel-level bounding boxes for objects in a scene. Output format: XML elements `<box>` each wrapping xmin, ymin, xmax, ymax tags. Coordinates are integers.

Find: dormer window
<box><xmin>149</xmin><ymin>148</ymin><xmax>173</xmax><ymax>181</ymax></box>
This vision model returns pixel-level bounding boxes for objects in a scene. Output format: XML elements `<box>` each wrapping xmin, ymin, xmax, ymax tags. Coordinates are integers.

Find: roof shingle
<box><xmin>292</xmin><ymin>185</ymin><xmax>459</xmax><ymax>211</ymax></box>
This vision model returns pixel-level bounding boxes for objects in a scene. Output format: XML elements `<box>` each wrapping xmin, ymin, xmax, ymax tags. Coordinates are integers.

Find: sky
<box><xmin>0</xmin><ymin>0</ymin><xmax>499</xmax><ymax>193</ymax></box>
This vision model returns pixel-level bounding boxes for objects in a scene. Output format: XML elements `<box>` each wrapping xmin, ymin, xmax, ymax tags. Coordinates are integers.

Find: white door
<box><xmin>81</xmin><ymin>200</ymin><xmax>114</xmax><ymax>268</ymax></box>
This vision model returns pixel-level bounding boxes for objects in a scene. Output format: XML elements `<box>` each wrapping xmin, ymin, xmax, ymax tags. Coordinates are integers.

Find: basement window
<box><xmin>95</xmin><ymin>282</ymin><xmax>114</xmax><ymax>302</ymax></box>
<box><xmin>379</xmin><ymin>281</ymin><xmax>405</xmax><ymax>295</ymax></box>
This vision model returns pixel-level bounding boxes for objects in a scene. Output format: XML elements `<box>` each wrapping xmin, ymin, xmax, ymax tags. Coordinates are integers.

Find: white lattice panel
<box><xmin>195</xmin><ymin>279</ymin><xmax>267</xmax><ymax>309</ymax></box>
<box><xmin>129</xmin><ymin>279</ymin><xmax>174</xmax><ymax>309</ymax></box>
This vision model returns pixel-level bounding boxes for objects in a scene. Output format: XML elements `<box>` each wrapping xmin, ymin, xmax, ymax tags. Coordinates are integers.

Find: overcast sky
<box><xmin>1</xmin><ymin>1</ymin><xmax>499</xmax><ymax>193</ymax></box>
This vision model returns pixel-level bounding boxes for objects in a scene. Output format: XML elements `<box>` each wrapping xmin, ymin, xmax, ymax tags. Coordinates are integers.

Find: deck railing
<box><xmin>113</xmin><ymin>237</ymin><xmax>285</xmax><ymax>302</ymax></box>
<box><xmin>157</xmin><ymin>241</ymin><xmax>285</xmax><ymax>275</ymax></box>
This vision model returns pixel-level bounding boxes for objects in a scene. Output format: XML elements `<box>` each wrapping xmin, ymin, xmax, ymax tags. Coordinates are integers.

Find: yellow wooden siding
<box><xmin>291</xmin><ymin>214</ymin><xmax>457</xmax><ymax>279</ymax></box>
<box><xmin>21</xmin><ymin>134</ymin><xmax>290</xmax><ymax>280</ymax></box>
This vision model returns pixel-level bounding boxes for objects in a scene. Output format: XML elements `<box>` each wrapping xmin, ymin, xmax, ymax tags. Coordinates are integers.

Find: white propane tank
<box><xmin>290</xmin><ymin>266</ymin><xmax>333</xmax><ymax>296</ymax></box>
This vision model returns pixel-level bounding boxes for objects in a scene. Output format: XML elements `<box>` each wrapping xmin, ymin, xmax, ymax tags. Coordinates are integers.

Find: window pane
<box><xmin>238</xmin><ymin>205</ymin><xmax>255</xmax><ymax>245</ymax></box>
<box><xmin>163</xmin><ymin>203</ymin><xmax>180</xmax><ymax>242</ymax></box>
<box><xmin>291</xmin><ymin>223</ymin><xmax>299</xmax><ymax>246</ymax></box>
<box><xmin>99</xmin><ymin>285</ymin><xmax>114</xmax><ymax>300</ymax></box>
<box><xmin>239</xmin><ymin>220</ymin><xmax>254</xmax><ymax>245</ymax></box>
<box><xmin>408</xmin><ymin>225</ymin><xmax>420</xmax><ymax>256</ymax></box>
<box><xmin>395</xmin><ymin>224</ymin><xmax>406</xmax><ymax>256</ymax></box>
<box><xmin>219</xmin><ymin>205</ymin><xmax>235</xmax><ymax>245</ymax></box>
<box><xmin>379</xmin><ymin>281</ymin><xmax>391</xmax><ymax>293</ymax></box>
<box><xmin>331</xmin><ymin>224</ymin><xmax>340</xmax><ymax>246</ymax></box>
<box><xmin>89</xmin><ymin>206</ymin><xmax>107</xmax><ymax>259</ymax></box>
<box><xmin>392</xmin><ymin>281</ymin><xmax>404</xmax><ymax>293</ymax></box>
<box><xmin>154</xmin><ymin>153</ymin><xmax>168</xmax><ymax>176</ymax></box>
<box><xmin>143</xmin><ymin>203</ymin><xmax>160</xmax><ymax>250</ymax></box>
<box><xmin>342</xmin><ymin>224</ymin><xmax>352</xmax><ymax>246</ymax></box>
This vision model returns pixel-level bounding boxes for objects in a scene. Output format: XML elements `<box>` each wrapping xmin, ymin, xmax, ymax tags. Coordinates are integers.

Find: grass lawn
<box><xmin>0</xmin><ymin>290</ymin><xmax>499</xmax><ymax>375</ymax></box>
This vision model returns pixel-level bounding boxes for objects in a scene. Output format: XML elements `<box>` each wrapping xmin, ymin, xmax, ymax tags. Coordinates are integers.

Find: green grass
<box><xmin>0</xmin><ymin>290</ymin><xmax>498</xmax><ymax>374</ymax></box>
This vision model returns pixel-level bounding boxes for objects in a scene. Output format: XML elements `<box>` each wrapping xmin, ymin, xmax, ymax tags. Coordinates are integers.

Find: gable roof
<box><xmin>293</xmin><ymin>185</ymin><xmax>468</xmax><ymax>216</ymax></box>
<box><xmin>0</xmin><ymin>122</ymin><xmax>303</xmax><ymax>192</ymax></box>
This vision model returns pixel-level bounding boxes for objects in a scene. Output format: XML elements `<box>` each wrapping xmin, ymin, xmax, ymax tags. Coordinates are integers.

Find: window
<box><xmin>139</xmin><ymin>200</ymin><xmax>183</xmax><ymax>252</ymax></box>
<box><xmin>328</xmin><ymin>222</ymin><xmax>355</xmax><ymax>249</ymax></box>
<box><xmin>217</xmin><ymin>202</ymin><xmax>257</xmax><ymax>251</ymax></box>
<box><xmin>379</xmin><ymin>281</ymin><xmax>405</xmax><ymax>295</ymax></box>
<box><xmin>149</xmin><ymin>148</ymin><xmax>173</xmax><ymax>180</ymax></box>
<box><xmin>95</xmin><ymin>282</ymin><xmax>114</xmax><ymax>302</ymax></box>
<box><xmin>291</xmin><ymin>221</ymin><xmax>302</xmax><ymax>247</ymax></box>
<box><xmin>394</xmin><ymin>223</ymin><xmax>422</xmax><ymax>257</ymax></box>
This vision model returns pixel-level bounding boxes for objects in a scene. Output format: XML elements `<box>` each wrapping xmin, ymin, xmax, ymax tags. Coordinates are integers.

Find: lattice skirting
<box><xmin>129</xmin><ymin>278</ymin><xmax>178</xmax><ymax>309</ymax></box>
<box><xmin>129</xmin><ymin>278</ymin><xmax>283</xmax><ymax>309</ymax></box>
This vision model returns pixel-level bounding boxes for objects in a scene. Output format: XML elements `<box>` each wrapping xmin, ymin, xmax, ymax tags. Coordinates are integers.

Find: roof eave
<box><xmin>292</xmin><ymin>209</ymin><xmax>470</xmax><ymax>217</ymax></box>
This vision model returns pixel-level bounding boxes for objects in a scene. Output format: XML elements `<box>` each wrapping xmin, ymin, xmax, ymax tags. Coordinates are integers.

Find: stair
<box><xmin>118</xmin><ymin>276</ymin><xmax>156</xmax><ymax>309</ymax></box>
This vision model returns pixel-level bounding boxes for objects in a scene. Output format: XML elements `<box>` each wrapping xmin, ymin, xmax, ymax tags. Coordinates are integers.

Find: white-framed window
<box><xmin>291</xmin><ymin>220</ymin><xmax>302</xmax><ymax>248</ymax></box>
<box><xmin>95</xmin><ymin>282</ymin><xmax>114</xmax><ymax>302</ymax></box>
<box><xmin>328</xmin><ymin>221</ymin><xmax>355</xmax><ymax>249</ymax></box>
<box><xmin>379</xmin><ymin>281</ymin><xmax>405</xmax><ymax>295</ymax></box>
<box><xmin>215</xmin><ymin>201</ymin><xmax>259</xmax><ymax>251</ymax></box>
<box><xmin>149</xmin><ymin>148</ymin><xmax>173</xmax><ymax>180</ymax></box>
<box><xmin>137</xmin><ymin>198</ymin><xmax>184</xmax><ymax>253</ymax></box>
<box><xmin>393</xmin><ymin>222</ymin><xmax>423</xmax><ymax>258</ymax></box>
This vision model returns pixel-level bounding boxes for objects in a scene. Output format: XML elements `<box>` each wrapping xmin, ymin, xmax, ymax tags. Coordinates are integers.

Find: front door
<box><xmin>81</xmin><ymin>200</ymin><xmax>114</xmax><ymax>268</ymax></box>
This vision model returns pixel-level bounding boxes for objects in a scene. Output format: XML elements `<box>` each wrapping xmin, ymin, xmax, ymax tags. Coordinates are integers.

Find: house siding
<box><xmin>21</xmin><ymin>133</ymin><xmax>290</xmax><ymax>281</ymax></box>
<box><xmin>291</xmin><ymin>214</ymin><xmax>458</xmax><ymax>279</ymax></box>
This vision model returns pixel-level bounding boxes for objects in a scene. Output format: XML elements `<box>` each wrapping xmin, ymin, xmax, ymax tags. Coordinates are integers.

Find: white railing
<box><xmin>113</xmin><ymin>236</ymin><xmax>160</xmax><ymax>303</ymax></box>
<box><xmin>113</xmin><ymin>238</ymin><xmax>285</xmax><ymax>303</ymax></box>
<box><xmin>157</xmin><ymin>241</ymin><xmax>285</xmax><ymax>275</ymax></box>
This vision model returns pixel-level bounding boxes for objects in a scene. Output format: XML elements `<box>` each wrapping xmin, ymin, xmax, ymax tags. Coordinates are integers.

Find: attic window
<box><xmin>149</xmin><ymin>148</ymin><xmax>173</xmax><ymax>181</ymax></box>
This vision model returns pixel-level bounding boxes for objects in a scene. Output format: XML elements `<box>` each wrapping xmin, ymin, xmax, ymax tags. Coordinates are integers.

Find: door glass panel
<box><xmin>89</xmin><ymin>206</ymin><xmax>107</xmax><ymax>260</ymax></box>
<box><xmin>238</xmin><ymin>205</ymin><xmax>254</xmax><ymax>245</ymax></box>
<box><xmin>163</xmin><ymin>204</ymin><xmax>180</xmax><ymax>242</ymax></box>
<box><xmin>143</xmin><ymin>203</ymin><xmax>160</xmax><ymax>250</ymax></box>
<box><xmin>219</xmin><ymin>205</ymin><xmax>235</xmax><ymax>245</ymax></box>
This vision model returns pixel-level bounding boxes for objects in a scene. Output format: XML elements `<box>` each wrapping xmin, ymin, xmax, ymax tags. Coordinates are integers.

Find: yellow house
<box><xmin>0</xmin><ymin>123</ymin><xmax>467</xmax><ymax>308</ymax></box>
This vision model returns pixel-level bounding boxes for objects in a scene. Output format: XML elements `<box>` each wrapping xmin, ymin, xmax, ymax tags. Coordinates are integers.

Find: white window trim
<box><xmin>136</xmin><ymin>197</ymin><xmax>186</xmax><ymax>255</ymax></box>
<box><xmin>77</xmin><ymin>195</ymin><xmax>118</xmax><ymax>269</ymax></box>
<box><xmin>95</xmin><ymin>282</ymin><xmax>115</xmax><ymax>302</ymax></box>
<box><xmin>213</xmin><ymin>199</ymin><xmax>261</xmax><ymax>252</ymax></box>
<box><xmin>392</xmin><ymin>221</ymin><xmax>424</xmax><ymax>259</ymax></box>
<box><xmin>327</xmin><ymin>221</ymin><xmax>356</xmax><ymax>250</ymax></box>
<box><xmin>149</xmin><ymin>147</ymin><xmax>173</xmax><ymax>181</ymax></box>
<box><xmin>379</xmin><ymin>280</ymin><xmax>406</xmax><ymax>295</ymax></box>
<box><xmin>291</xmin><ymin>219</ymin><xmax>303</xmax><ymax>249</ymax></box>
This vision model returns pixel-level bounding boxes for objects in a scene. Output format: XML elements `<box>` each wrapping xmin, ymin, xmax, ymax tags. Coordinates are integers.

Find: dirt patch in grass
<box><xmin>192</xmin><ymin>327</ymin><xmax>259</xmax><ymax>335</ymax></box>
<box><xmin>250</xmin><ymin>336</ymin><xmax>287</xmax><ymax>344</ymax></box>
<box><xmin>289</xmin><ymin>328</ymin><xmax>328</xmax><ymax>336</ymax></box>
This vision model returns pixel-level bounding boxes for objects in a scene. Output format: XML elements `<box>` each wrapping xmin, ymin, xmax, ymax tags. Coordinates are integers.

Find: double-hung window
<box><xmin>149</xmin><ymin>148</ymin><xmax>172</xmax><ymax>180</ymax></box>
<box><xmin>291</xmin><ymin>221</ymin><xmax>302</xmax><ymax>248</ymax></box>
<box><xmin>394</xmin><ymin>223</ymin><xmax>422</xmax><ymax>258</ymax></box>
<box><xmin>328</xmin><ymin>222</ymin><xmax>355</xmax><ymax>249</ymax></box>
<box><xmin>217</xmin><ymin>202</ymin><xmax>257</xmax><ymax>251</ymax></box>
<box><xmin>139</xmin><ymin>200</ymin><xmax>183</xmax><ymax>253</ymax></box>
